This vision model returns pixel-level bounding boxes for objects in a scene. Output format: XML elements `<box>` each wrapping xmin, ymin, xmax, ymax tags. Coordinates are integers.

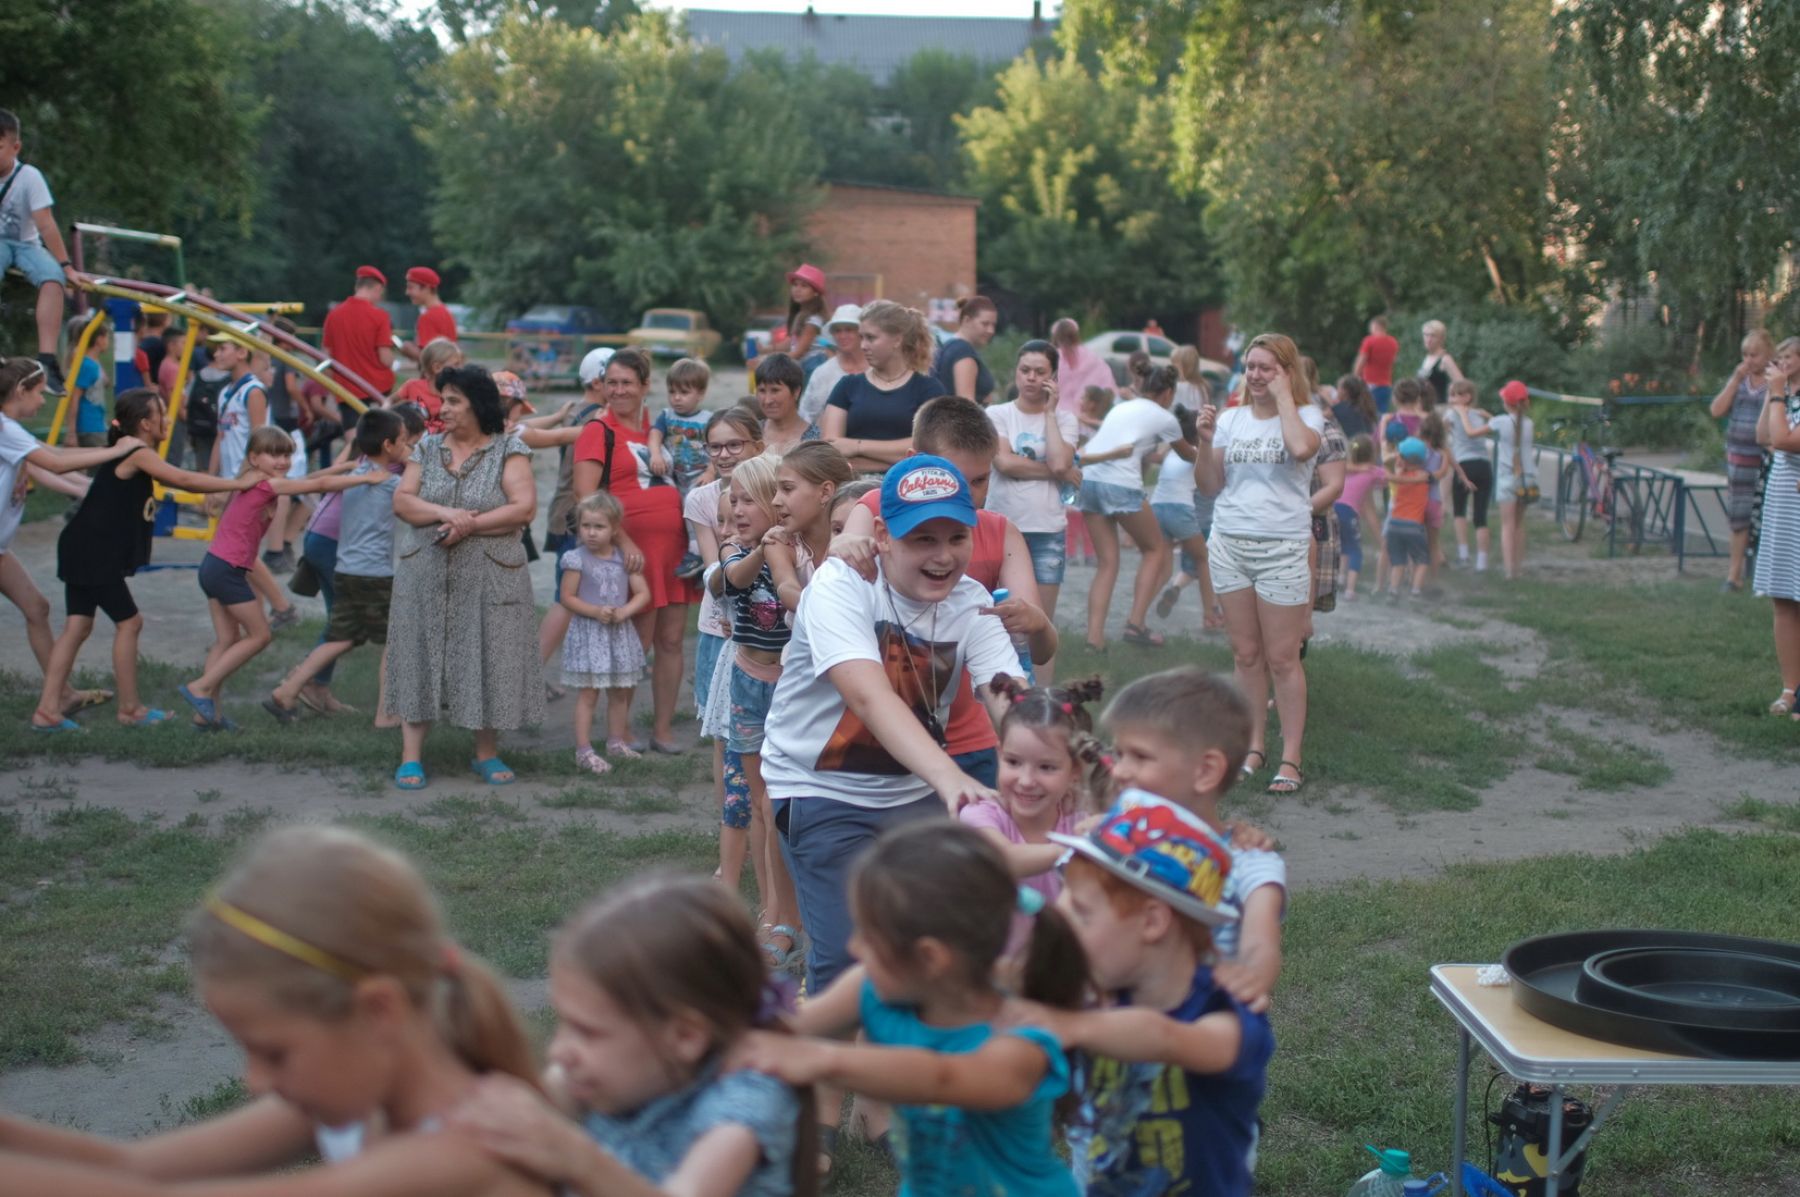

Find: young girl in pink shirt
<box><xmin>179</xmin><ymin>425</ymin><xmax>383</xmax><ymax>729</ymax></box>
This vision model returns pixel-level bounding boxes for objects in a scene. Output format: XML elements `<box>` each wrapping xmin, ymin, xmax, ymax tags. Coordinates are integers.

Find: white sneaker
<box><xmin>1475</xmin><ymin>552</ymin><xmax>1488</xmax><ymax>572</ymax></box>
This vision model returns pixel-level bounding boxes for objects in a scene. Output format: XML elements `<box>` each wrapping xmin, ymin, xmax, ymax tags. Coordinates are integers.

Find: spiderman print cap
<box><xmin>1049</xmin><ymin>790</ymin><xmax>1238</xmax><ymax>927</ymax></box>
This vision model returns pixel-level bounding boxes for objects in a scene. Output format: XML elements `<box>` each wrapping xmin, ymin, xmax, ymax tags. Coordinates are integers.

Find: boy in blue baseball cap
<box><xmin>760</xmin><ymin>454</ymin><xmax>1023</xmax><ymax>996</ymax></box>
<box><xmin>1033</xmin><ymin>790</ymin><xmax>1274</xmax><ymax>1197</ymax></box>
<box><xmin>1384</xmin><ymin>436</ymin><xmax>1432</xmax><ymax>599</ymax></box>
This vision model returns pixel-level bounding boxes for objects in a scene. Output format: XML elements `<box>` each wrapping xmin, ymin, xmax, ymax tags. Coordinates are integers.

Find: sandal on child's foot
<box><xmin>1155</xmin><ymin>584</ymin><xmax>1180</xmax><ymax>619</ymax></box>
<box><xmin>575</xmin><ymin>747</ymin><xmax>613</xmax><ymax>775</ymax></box>
<box><xmin>815</xmin><ymin>1124</ymin><xmax>839</xmax><ymax>1178</ymax></box>
<box><xmin>606</xmin><ymin>738</ymin><xmax>643</xmax><ymax>760</ymax></box>
<box><xmin>760</xmin><ymin>923</ymin><xmax>798</xmax><ymax>968</ymax></box>
<box><xmin>262</xmin><ymin>695</ymin><xmax>301</xmax><ymax>725</ymax></box>
<box><xmin>1266</xmin><ymin>761</ymin><xmax>1305</xmax><ymax>795</ymax></box>
<box><xmin>1240</xmin><ymin>749</ymin><xmax>1267</xmax><ymax>779</ymax></box>
<box><xmin>1122</xmin><ymin>622</ymin><xmax>1165</xmax><ymax>647</ymax></box>
<box><xmin>1771</xmin><ymin>689</ymin><xmax>1797</xmax><ymax>716</ymax></box>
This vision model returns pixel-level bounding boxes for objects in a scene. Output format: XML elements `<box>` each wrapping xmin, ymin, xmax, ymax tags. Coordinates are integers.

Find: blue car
<box><xmin>505</xmin><ymin>305</ymin><xmax>619</xmax><ymax>382</ymax></box>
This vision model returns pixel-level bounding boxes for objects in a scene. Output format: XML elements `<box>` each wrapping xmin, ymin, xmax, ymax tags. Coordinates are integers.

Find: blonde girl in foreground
<box><xmin>0</xmin><ymin>824</ymin><xmax>549</xmax><ymax>1197</ymax></box>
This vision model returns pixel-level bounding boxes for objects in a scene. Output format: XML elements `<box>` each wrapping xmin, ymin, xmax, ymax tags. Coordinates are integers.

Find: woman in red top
<box><xmin>572</xmin><ymin>349</ymin><xmax>698</xmax><ymax>753</ymax></box>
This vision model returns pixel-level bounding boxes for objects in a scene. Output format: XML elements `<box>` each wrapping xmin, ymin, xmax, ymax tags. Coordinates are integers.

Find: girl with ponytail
<box><xmin>0</xmin><ymin>824</ymin><xmax>550</xmax><ymax>1197</ymax></box>
<box><xmin>816</xmin><ymin>300</ymin><xmax>944</xmax><ymax>475</ymax></box>
<box><xmin>448</xmin><ymin>873</ymin><xmax>814</xmax><ymax>1197</ymax></box>
<box><xmin>29</xmin><ymin>389</ymin><xmax>256</xmax><ymax>731</ymax></box>
<box><xmin>960</xmin><ymin>673</ymin><xmax>1110</xmax><ymax>928</ymax></box>
<box><xmin>736</xmin><ymin>821</ymin><xmax>1089</xmax><ymax>1197</ymax></box>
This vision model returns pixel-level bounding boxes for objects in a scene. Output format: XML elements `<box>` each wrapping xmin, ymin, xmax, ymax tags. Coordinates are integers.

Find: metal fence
<box><xmin>1525</xmin><ymin>441</ymin><xmax>1736</xmax><ymax>573</ymax></box>
<box><xmin>292</xmin><ymin>328</ymin><xmax>634</xmax><ymax>389</ymax></box>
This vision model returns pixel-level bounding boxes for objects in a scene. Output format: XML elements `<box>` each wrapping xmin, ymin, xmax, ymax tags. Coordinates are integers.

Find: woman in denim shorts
<box><xmin>1076</xmin><ymin>365</ymin><xmax>1190</xmax><ymax>650</ymax></box>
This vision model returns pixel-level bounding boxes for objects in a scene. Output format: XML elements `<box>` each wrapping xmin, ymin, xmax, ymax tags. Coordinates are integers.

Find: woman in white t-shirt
<box><xmin>1195</xmin><ymin>333</ymin><xmax>1323</xmax><ymax>796</ymax></box>
<box><xmin>986</xmin><ymin>340</ymin><xmax>1080</xmax><ymax>676</ymax></box>
<box><xmin>1075</xmin><ymin>364</ymin><xmax>1191</xmax><ymax>651</ymax></box>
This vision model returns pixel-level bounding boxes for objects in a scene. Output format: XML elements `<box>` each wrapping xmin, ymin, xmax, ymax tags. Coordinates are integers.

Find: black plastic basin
<box><xmin>1577</xmin><ymin>947</ymin><xmax>1800</xmax><ymax>1032</ymax></box>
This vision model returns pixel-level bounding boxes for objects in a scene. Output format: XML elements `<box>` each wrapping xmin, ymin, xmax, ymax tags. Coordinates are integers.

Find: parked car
<box><xmin>1081</xmin><ymin>330</ymin><xmax>1230</xmax><ymax>392</ymax></box>
<box><xmin>740</xmin><ymin>312</ymin><xmax>787</xmax><ymax>362</ymax></box>
<box><xmin>628</xmin><ymin>308</ymin><xmax>722</xmax><ymax>360</ymax></box>
<box><xmin>505</xmin><ymin>305</ymin><xmax>618</xmax><ymax>382</ymax></box>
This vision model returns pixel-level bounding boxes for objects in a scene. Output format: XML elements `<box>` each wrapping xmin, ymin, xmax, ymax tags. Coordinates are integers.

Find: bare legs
<box><xmin>1084</xmin><ymin>505</ymin><xmax>1170</xmax><ymax>646</ymax></box>
<box><xmin>1728</xmin><ymin>528</ymin><xmax>1751</xmax><ymax>588</ymax></box>
<box><xmin>632</xmin><ymin>603</ymin><xmax>687</xmax><ymax>749</ymax></box>
<box><xmin>184</xmin><ymin>598</ymin><xmax>273</xmax><ymax>716</ymax></box>
<box><xmin>36</xmin><ymin>281</ymin><xmax>64</xmax><ymax>356</ymax></box>
<box><xmin>1774</xmin><ymin>599</ymin><xmax>1800</xmax><ymax>705</ymax></box>
<box><xmin>1220</xmin><ymin>587</ymin><xmax>1310</xmax><ymax>789</ymax></box>
<box><xmin>1499</xmin><ymin>501</ymin><xmax>1526</xmax><ymax>579</ymax></box>
<box><xmin>32</xmin><ymin>613</ymin><xmax>150</xmax><ymax>726</ymax></box>
<box><xmin>2</xmin><ymin>553</ymin><xmax>79</xmax><ymax>711</ymax></box>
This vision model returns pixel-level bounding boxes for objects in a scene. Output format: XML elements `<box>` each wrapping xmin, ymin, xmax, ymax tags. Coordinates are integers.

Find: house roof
<box><xmin>823</xmin><ymin>179</ymin><xmax>980</xmax><ymax>205</ymax></box>
<box><xmin>685</xmin><ymin>8</ymin><xmax>1055</xmax><ymax>84</ymax></box>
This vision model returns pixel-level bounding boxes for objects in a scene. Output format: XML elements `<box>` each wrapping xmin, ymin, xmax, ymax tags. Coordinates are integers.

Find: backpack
<box><xmin>559</xmin><ymin>404</ymin><xmax>614</xmax><ymax>535</ymax></box>
<box><xmin>185</xmin><ymin>371</ymin><xmax>226</xmax><ymax>438</ymax></box>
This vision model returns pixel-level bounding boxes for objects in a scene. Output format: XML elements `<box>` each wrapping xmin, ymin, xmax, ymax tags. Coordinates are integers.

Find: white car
<box><xmin>1081</xmin><ymin>330</ymin><xmax>1231</xmax><ymax>391</ymax></box>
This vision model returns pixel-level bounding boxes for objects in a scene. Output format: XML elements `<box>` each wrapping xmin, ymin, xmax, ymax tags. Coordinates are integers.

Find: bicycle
<box><xmin>1550</xmin><ymin>409</ymin><xmax>1644</xmax><ymax>551</ymax></box>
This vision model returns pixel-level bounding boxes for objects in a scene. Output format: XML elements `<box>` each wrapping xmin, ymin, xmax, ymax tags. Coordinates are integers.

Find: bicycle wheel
<box><xmin>1559</xmin><ymin>460</ymin><xmax>1587</xmax><ymax>542</ymax></box>
<box><xmin>1612</xmin><ymin>477</ymin><xmax>1644</xmax><ymax>554</ymax></box>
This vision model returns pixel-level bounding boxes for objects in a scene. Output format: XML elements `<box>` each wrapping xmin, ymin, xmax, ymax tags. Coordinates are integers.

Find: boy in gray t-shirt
<box><xmin>0</xmin><ymin>109</ymin><xmax>83</xmax><ymax>395</ymax></box>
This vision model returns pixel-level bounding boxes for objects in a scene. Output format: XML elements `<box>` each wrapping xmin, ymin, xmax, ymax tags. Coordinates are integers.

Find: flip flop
<box><xmin>394</xmin><ymin>761</ymin><xmax>428</xmax><ymax>790</ymax></box>
<box><xmin>177</xmin><ymin>684</ymin><xmax>219</xmax><ymax>725</ymax></box>
<box><xmin>119</xmin><ymin>709</ymin><xmax>173</xmax><ymax>727</ymax></box>
<box><xmin>262</xmin><ymin>696</ymin><xmax>301</xmax><ymax>725</ymax></box>
<box><xmin>30</xmin><ymin>718</ymin><xmax>82</xmax><ymax>734</ymax></box>
<box><xmin>60</xmin><ymin>689</ymin><xmax>113</xmax><ymax>718</ymax></box>
<box><xmin>469</xmin><ymin>757</ymin><xmax>516</xmax><ymax>785</ymax></box>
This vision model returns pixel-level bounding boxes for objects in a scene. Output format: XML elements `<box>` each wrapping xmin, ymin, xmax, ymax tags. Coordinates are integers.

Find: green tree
<box><xmin>436</xmin><ymin>0</ymin><xmax>641</xmax><ymax>45</ymax></box>
<box><xmin>958</xmin><ymin>55</ymin><xmax>1218</xmax><ymax>328</ymax></box>
<box><xmin>1555</xmin><ymin>0</ymin><xmax>1800</xmax><ymax>345</ymax></box>
<box><xmin>426</xmin><ymin>14</ymin><xmax>818</xmax><ymax>334</ymax></box>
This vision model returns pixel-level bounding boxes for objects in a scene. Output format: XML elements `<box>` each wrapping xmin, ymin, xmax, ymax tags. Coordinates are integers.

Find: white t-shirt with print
<box><xmin>0</xmin><ymin>164</ymin><xmax>53</xmax><ymax>245</ymax></box>
<box><xmin>1149</xmin><ymin>446</ymin><xmax>1197</xmax><ymax>508</ymax></box>
<box><xmin>986</xmin><ymin>402</ymin><xmax>1079</xmax><ymax>533</ymax></box>
<box><xmin>761</xmin><ymin>557</ymin><xmax>1019</xmax><ymax>809</ymax></box>
<box><xmin>1209</xmin><ymin>403</ymin><xmax>1327</xmax><ymax>541</ymax></box>
<box><xmin>685</xmin><ymin>478</ymin><xmax>729</xmax><ymax>638</ymax></box>
<box><xmin>0</xmin><ymin>414</ymin><xmax>44</xmax><ymax>552</ymax></box>
<box><xmin>1079</xmin><ymin>398</ymin><xmax>1182</xmax><ymax>490</ymax></box>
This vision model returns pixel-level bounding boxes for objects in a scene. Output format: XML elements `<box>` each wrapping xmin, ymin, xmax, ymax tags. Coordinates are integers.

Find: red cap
<box><xmin>1499</xmin><ymin>380</ymin><xmax>1529</xmax><ymax>407</ymax></box>
<box><xmin>786</xmin><ymin>263</ymin><xmax>827</xmax><ymax>294</ymax></box>
<box><xmin>355</xmin><ymin>265</ymin><xmax>387</xmax><ymax>286</ymax></box>
<box><xmin>406</xmin><ymin>266</ymin><xmax>441</xmax><ymax>289</ymax></box>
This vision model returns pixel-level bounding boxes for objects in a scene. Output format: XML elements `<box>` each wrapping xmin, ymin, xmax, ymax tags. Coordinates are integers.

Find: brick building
<box><xmin>805</xmin><ymin>182</ymin><xmax>979</xmax><ymax>312</ymax></box>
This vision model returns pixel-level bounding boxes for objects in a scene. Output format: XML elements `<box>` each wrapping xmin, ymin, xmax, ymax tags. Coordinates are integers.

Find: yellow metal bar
<box><xmin>48</xmin><ymin>310</ymin><xmax>108</xmax><ymax>447</ymax></box>
<box><xmin>223</xmin><ymin>301</ymin><xmax>305</xmax><ymax>314</ymax></box>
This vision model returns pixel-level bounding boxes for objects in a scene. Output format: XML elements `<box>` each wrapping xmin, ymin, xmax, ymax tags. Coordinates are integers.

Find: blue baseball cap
<box><xmin>1398</xmin><ymin>436</ymin><xmax>1428</xmax><ymax>463</ymax></box>
<box><xmin>880</xmin><ymin>455</ymin><xmax>977</xmax><ymax>537</ymax></box>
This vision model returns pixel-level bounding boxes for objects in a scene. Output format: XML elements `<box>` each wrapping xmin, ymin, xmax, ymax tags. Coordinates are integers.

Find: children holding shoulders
<box><xmin>262</xmin><ymin>407</ymin><xmax>419</xmax><ymax>729</ymax></box>
<box><xmin>178</xmin><ymin>426</ymin><xmax>383</xmax><ymax>730</ymax></box>
<box><xmin>737</xmin><ymin>822</ymin><xmax>1086</xmax><ymax>1197</ymax></box>
<box><xmin>30</xmin><ymin>389</ymin><xmax>254</xmax><ymax>731</ymax></box>
<box><xmin>649</xmin><ymin>357</ymin><xmax>714</xmax><ymax>579</ymax></box>
<box><xmin>1490</xmin><ymin>380</ymin><xmax>1536</xmax><ymax>580</ymax></box>
<box><xmin>1418</xmin><ymin>411</ymin><xmax>1454</xmax><ymax>580</ymax></box>
<box><xmin>1383</xmin><ymin>437</ymin><xmax>1433</xmax><ymax>600</ymax></box>
<box><xmin>1043</xmin><ymin>790</ymin><xmax>1274</xmax><ymax>1197</ymax></box>
<box><xmin>760</xmin><ymin>454</ymin><xmax>1018</xmax><ymax>996</ymax></box>
<box><xmin>0</xmin><ymin>824</ymin><xmax>549</xmax><ymax>1197</ymax></box>
<box><xmin>1445</xmin><ymin>378</ymin><xmax>1494</xmax><ymax>571</ymax></box>
<box><xmin>449</xmin><ymin>874</ymin><xmax>811</xmax><ymax>1197</ymax></box>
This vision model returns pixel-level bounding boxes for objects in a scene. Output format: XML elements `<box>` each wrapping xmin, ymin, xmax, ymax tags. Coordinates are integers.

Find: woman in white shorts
<box><xmin>1195</xmin><ymin>332</ymin><xmax>1323</xmax><ymax>795</ymax></box>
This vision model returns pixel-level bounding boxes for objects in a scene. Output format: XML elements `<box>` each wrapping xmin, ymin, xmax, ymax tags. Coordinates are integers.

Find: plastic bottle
<box><xmin>1060</xmin><ymin>453</ymin><xmax>1081</xmax><ymax>506</ymax></box>
<box><xmin>989</xmin><ymin>589</ymin><xmax>1033</xmax><ymax>671</ymax></box>
<box><xmin>1346</xmin><ymin>1146</ymin><xmax>1415</xmax><ymax>1197</ymax></box>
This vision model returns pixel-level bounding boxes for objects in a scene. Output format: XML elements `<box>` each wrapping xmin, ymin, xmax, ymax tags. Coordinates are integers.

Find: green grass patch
<box><xmin>1535</xmin><ymin>726</ymin><xmax>1673</xmax><ymax>791</ymax></box>
<box><xmin>1723</xmin><ymin>796</ymin><xmax>1800</xmax><ymax>833</ymax></box>
<box><xmin>22</xmin><ymin>480</ymin><xmax>70</xmax><ymax>525</ymax></box>
<box><xmin>1460</xmin><ymin>576</ymin><xmax>1800</xmax><ymax>763</ymax></box>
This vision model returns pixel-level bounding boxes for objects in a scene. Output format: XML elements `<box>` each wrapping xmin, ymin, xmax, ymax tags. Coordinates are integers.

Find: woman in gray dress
<box><xmin>387</xmin><ymin>365</ymin><xmax>543</xmax><ymax>788</ymax></box>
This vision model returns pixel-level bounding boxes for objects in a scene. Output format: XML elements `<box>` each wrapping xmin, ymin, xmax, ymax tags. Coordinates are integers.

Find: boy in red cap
<box><xmin>403</xmin><ymin>266</ymin><xmax>456</xmax><ymax>362</ymax></box>
<box><xmin>321</xmin><ymin>266</ymin><xmax>395</xmax><ymax>397</ymax></box>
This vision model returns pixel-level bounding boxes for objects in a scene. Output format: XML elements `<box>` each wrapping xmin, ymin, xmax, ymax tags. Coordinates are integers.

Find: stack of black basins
<box><xmin>1504</xmin><ymin>930</ymin><xmax>1800</xmax><ymax>1059</ymax></box>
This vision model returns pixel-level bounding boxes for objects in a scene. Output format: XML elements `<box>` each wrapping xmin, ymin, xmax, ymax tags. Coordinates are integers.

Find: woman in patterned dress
<box><xmin>1755</xmin><ymin>339</ymin><xmax>1800</xmax><ymax>718</ymax></box>
<box><xmin>386</xmin><ymin>365</ymin><xmax>544</xmax><ymax>789</ymax></box>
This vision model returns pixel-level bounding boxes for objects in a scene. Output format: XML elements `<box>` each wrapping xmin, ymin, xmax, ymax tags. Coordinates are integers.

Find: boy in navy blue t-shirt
<box><xmin>1036</xmin><ymin>790</ymin><xmax>1275</xmax><ymax>1197</ymax></box>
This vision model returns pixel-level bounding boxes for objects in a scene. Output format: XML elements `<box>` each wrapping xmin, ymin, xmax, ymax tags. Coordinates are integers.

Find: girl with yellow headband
<box><xmin>0</xmin><ymin>825</ymin><xmax>550</xmax><ymax>1197</ymax></box>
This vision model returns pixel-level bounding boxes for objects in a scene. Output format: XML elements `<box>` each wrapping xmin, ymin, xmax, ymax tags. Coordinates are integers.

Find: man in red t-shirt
<box><xmin>403</xmin><ymin>265</ymin><xmax>458</xmax><ymax>362</ymax></box>
<box><xmin>1352</xmin><ymin>314</ymin><xmax>1400</xmax><ymax>413</ymax></box>
<box><xmin>321</xmin><ymin>265</ymin><xmax>395</xmax><ymax>398</ymax></box>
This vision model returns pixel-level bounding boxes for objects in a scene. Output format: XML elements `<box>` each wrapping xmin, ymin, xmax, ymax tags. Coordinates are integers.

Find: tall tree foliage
<box><xmin>1555</xmin><ymin>0</ymin><xmax>1800</xmax><ymax>342</ymax></box>
<box><xmin>425</xmin><ymin>14</ymin><xmax>818</xmax><ymax>335</ymax></box>
<box><xmin>958</xmin><ymin>55</ymin><xmax>1217</xmax><ymax>328</ymax></box>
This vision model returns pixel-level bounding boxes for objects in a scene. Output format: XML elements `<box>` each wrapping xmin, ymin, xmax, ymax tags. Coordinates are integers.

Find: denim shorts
<box><xmin>1078</xmin><ymin>480</ymin><xmax>1146</xmax><ymax>517</ymax></box>
<box><xmin>1385</xmin><ymin>519</ymin><xmax>1429</xmax><ymax>566</ymax></box>
<box><xmin>1153</xmin><ymin>501</ymin><xmax>1204</xmax><ymax>543</ymax></box>
<box><xmin>1019</xmin><ymin>530</ymin><xmax>1066</xmax><ymax>585</ymax></box>
<box><xmin>198</xmin><ymin>553</ymin><xmax>256</xmax><ymax>606</ymax></box>
<box><xmin>693</xmin><ymin>631</ymin><xmax>726</xmax><ymax>716</ymax></box>
<box><xmin>0</xmin><ymin>240</ymin><xmax>64</xmax><ymax>288</ymax></box>
<box><xmin>727</xmin><ymin>662</ymin><xmax>778</xmax><ymax>754</ymax></box>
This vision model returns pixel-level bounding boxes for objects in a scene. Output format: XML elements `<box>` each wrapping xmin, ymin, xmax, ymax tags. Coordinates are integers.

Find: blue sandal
<box><xmin>394</xmin><ymin>761</ymin><xmax>428</xmax><ymax>790</ymax></box>
<box><xmin>30</xmin><ymin>718</ymin><xmax>82</xmax><ymax>734</ymax></box>
<box><xmin>761</xmin><ymin>924</ymin><xmax>799</xmax><ymax>968</ymax></box>
<box><xmin>178</xmin><ymin>684</ymin><xmax>219</xmax><ymax>726</ymax></box>
<box><xmin>469</xmin><ymin>757</ymin><xmax>515</xmax><ymax>786</ymax></box>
